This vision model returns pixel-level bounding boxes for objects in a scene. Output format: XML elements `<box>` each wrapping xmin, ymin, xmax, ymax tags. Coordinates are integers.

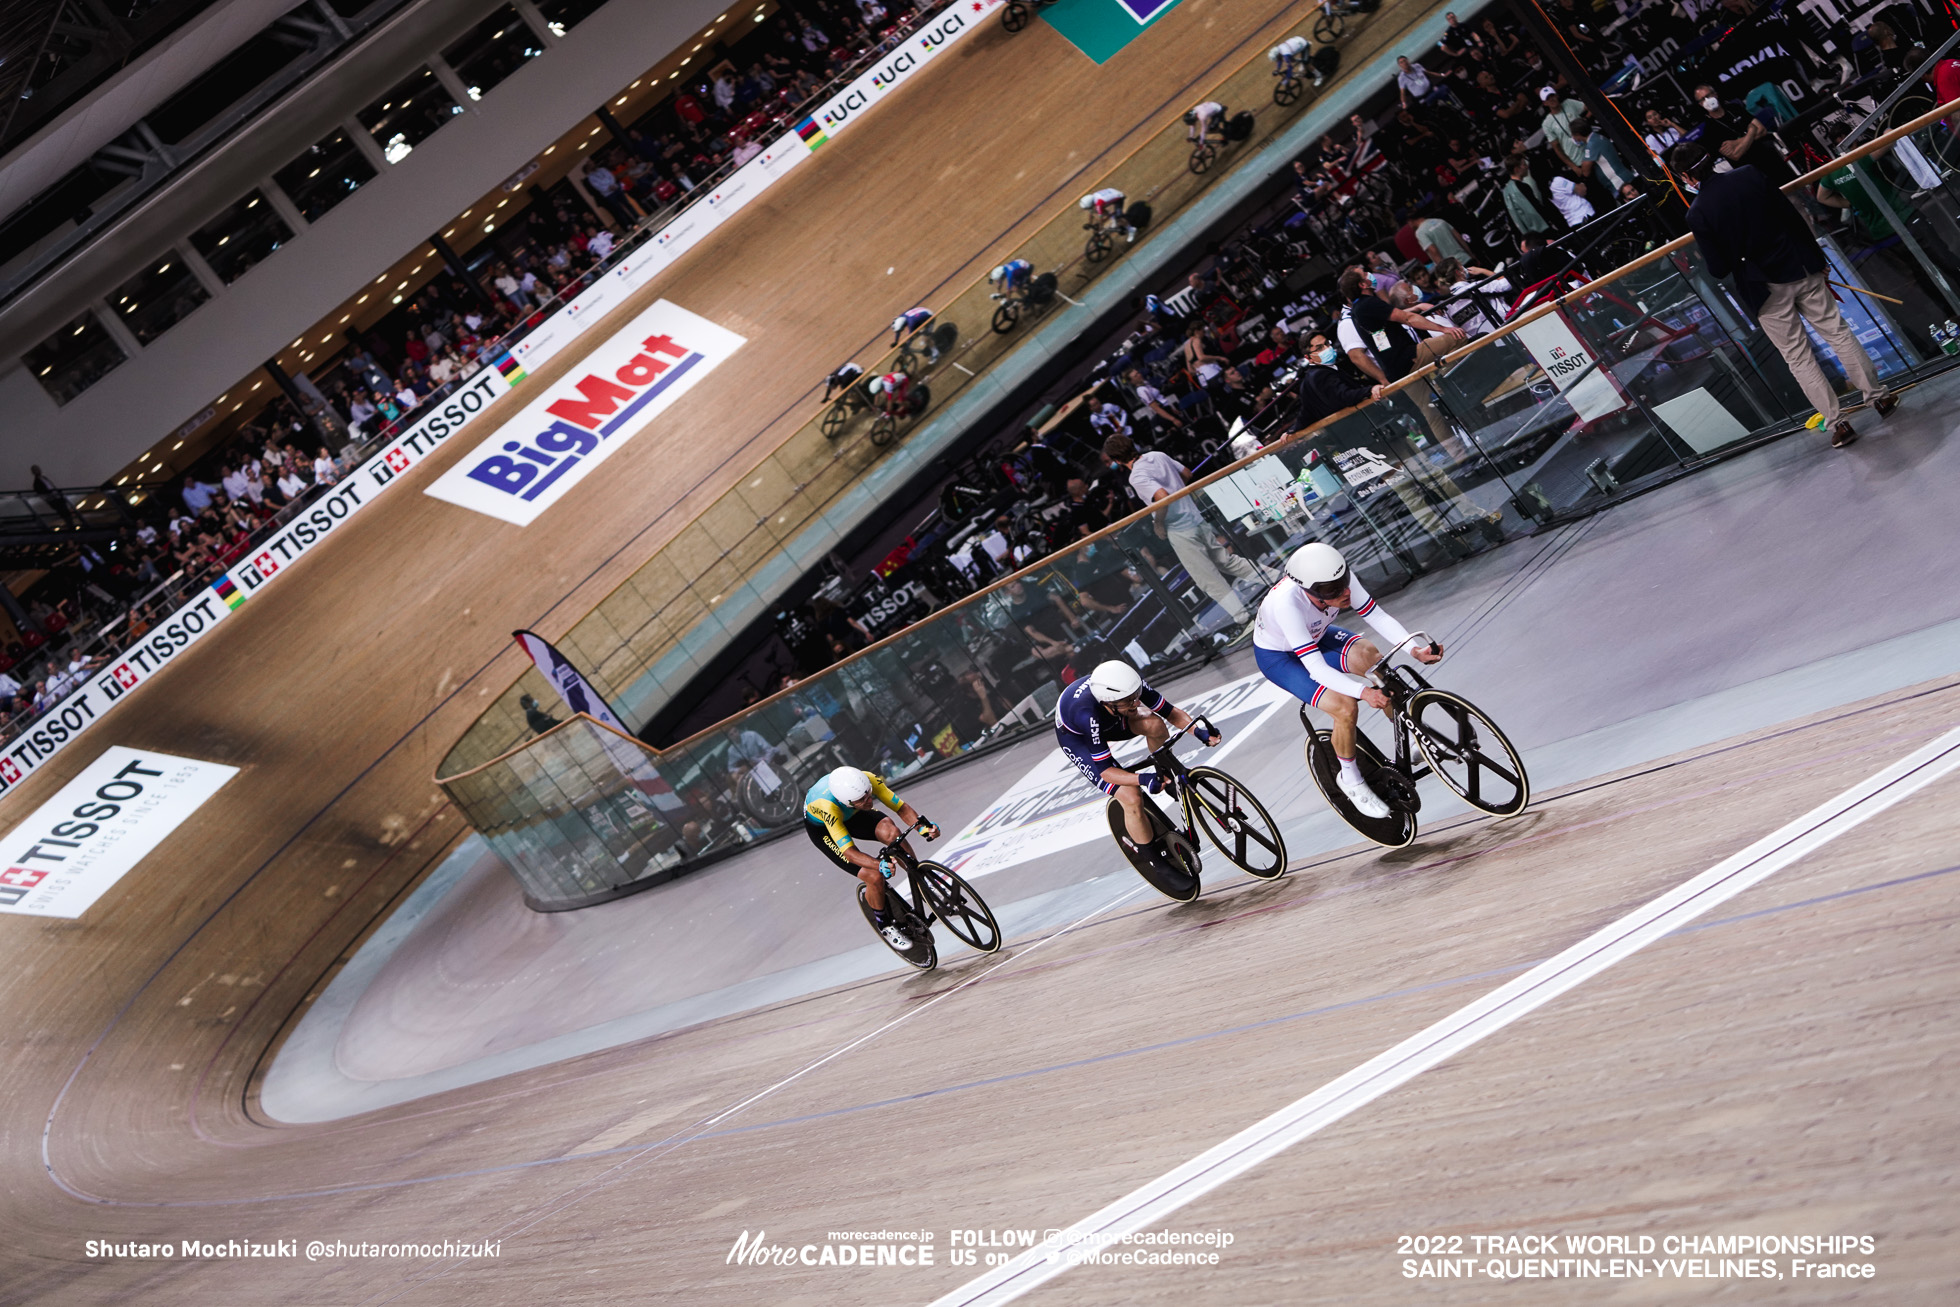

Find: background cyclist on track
<box><xmin>1270</xmin><ymin>35</ymin><xmax>1317</xmax><ymax>85</ymax></box>
<box><xmin>1054</xmin><ymin>660</ymin><xmax>1219</xmax><ymax>863</ymax></box>
<box><xmin>1185</xmin><ymin>100</ymin><xmax>1227</xmax><ymax>142</ymax></box>
<box><xmin>1252</xmin><ymin>543</ymin><xmax>1441</xmax><ymax>819</ymax></box>
<box><xmin>866</xmin><ymin>371</ymin><xmax>913</xmax><ymax>416</ymax></box>
<box><xmin>803</xmin><ymin>764</ymin><xmax>939</xmax><ymax>949</ymax></box>
<box><xmin>891</xmin><ymin>307</ymin><xmax>937</xmax><ymax>359</ymax></box>
<box><xmin>822</xmin><ymin>360</ymin><xmax>864</xmax><ymax>401</ymax></box>
<box><xmin>1079</xmin><ymin>188</ymin><xmax>1137</xmax><ymax>244</ymax></box>
<box><xmin>988</xmin><ymin>259</ymin><xmax>1033</xmax><ymax>300</ymax></box>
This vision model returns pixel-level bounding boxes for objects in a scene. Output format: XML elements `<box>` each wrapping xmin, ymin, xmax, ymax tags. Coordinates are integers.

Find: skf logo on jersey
<box><xmin>424</xmin><ymin>300</ymin><xmax>745</xmax><ymax>526</ymax></box>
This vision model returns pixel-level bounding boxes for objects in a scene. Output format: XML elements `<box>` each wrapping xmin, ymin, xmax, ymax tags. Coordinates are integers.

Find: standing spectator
<box><xmin>1101</xmin><ymin>433</ymin><xmax>1261</xmax><ymax>625</ymax></box>
<box><xmin>1416</xmin><ymin>212</ymin><xmax>1473</xmax><ymax>266</ymax></box>
<box><xmin>1691</xmin><ymin>83</ymin><xmax>1795</xmax><ymax>186</ymax></box>
<box><xmin>1675</xmin><ymin>143</ymin><xmax>1897</xmax><ymax>448</ymax></box>
<box><xmin>1538</xmin><ymin>87</ymin><xmax>1587</xmax><ymax>172</ymax></box>
<box><xmin>1503</xmin><ymin>157</ymin><xmax>1553</xmax><ymax>235</ymax></box>
<box><xmin>1396</xmin><ymin>56</ymin><xmax>1442</xmax><ymax>108</ymax></box>
<box><xmin>1641</xmin><ymin>107</ymin><xmax>1685</xmax><ymax>159</ymax></box>
<box><xmin>582</xmin><ymin>159</ymin><xmax>639</xmax><ymax>230</ymax></box>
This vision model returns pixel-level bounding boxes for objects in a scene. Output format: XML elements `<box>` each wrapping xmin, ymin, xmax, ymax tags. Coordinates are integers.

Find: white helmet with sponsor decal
<box><xmin>1087</xmin><ymin>660</ymin><xmax>1144</xmax><ymax>703</ymax></box>
<box><xmin>1285</xmin><ymin>541</ymin><xmax>1350</xmax><ymax>599</ymax></box>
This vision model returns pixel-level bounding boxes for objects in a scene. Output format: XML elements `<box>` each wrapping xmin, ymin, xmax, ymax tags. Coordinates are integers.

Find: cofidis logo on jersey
<box><xmin>425</xmin><ymin>300</ymin><xmax>745</xmax><ymax>526</ymax></box>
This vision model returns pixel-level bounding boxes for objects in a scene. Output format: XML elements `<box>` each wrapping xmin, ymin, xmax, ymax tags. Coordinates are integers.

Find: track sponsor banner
<box><xmin>424</xmin><ymin>300</ymin><xmax>746</xmax><ymax>526</ymax></box>
<box><xmin>0</xmin><ymin>369</ymin><xmax>510</xmax><ymax>806</ymax></box>
<box><xmin>0</xmin><ymin>746</ymin><xmax>237</xmax><ymax>917</ymax></box>
<box><xmin>800</xmin><ymin>2</ymin><xmax>998</xmax><ymax>145</ymax></box>
<box><xmin>934</xmin><ymin>671</ymin><xmax>1294</xmax><ymax>879</ymax></box>
<box><xmin>1513</xmin><ymin>312</ymin><xmax>1627</xmax><ymax>423</ymax></box>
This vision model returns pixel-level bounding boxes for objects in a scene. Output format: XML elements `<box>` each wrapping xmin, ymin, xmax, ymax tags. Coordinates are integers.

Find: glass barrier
<box><xmin>434</xmin><ymin>0</ymin><xmax>1428</xmax><ymax>782</ymax></box>
<box><xmin>437</xmin><ymin>82</ymin><xmax>1960</xmax><ymax>910</ymax></box>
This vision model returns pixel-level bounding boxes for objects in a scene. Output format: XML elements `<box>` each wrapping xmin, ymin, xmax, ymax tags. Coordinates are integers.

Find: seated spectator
<box><xmin>278</xmin><ymin>465</ymin><xmax>310</xmax><ymax>501</ymax></box>
<box><xmin>313</xmin><ymin>448</ymin><xmax>339</xmax><ymax>486</ymax></box>
<box><xmin>181</xmin><ymin>475</ymin><xmax>220</xmax><ymax>514</ymax></box>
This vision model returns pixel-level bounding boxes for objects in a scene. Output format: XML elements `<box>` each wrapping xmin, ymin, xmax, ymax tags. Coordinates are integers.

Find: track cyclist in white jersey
<box><xmin>1252</xmin><ymin>543</ymin><xmax>1441</xmax><ymax>818</ymax></box>
<box><xmin>1269</xmin><ymin>34</ymin><xmax>1322</xmax><ymax>86</ymax></box>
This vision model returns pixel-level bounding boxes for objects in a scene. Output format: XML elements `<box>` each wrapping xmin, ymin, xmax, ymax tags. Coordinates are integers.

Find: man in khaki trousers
<box><xmin>1676</xmin><ymin>141</ymin><xmax>1898</xmax><ymax>447</ymax></box>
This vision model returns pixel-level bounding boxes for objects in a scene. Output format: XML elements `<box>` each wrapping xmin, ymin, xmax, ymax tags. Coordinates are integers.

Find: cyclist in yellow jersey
<box><xmin>804</xmin><ymin>765</ymin><xmax>940</xmax><ymax>948</ymax></box>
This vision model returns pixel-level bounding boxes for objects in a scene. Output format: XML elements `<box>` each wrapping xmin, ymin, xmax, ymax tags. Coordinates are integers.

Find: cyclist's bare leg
<box><xmin>857</xmin><ymin>864</ymin><xmax>888</xmax><ymax>913</ymax></box>
<box><xmin>1324</xmin><ymin>638</ymin><xmax>1383</xmax><ymax>758</ymax></box>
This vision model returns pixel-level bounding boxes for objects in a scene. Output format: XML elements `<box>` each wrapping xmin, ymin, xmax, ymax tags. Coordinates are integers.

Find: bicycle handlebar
<box><xmin>1370</xmin><ymin>632</ymin><xmax>1441</xmax><ymax>683</ymax></box>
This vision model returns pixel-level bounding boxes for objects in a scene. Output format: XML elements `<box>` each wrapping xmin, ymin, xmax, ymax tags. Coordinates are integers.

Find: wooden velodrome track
<box><xmin>6</xmin><ymin>2</ymin><xmax>1960</xmax><ymax>1304</ymax></box>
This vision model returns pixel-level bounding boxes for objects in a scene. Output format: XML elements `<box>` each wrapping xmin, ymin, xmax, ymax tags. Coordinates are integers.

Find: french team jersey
<box><xmin>1053</xmin><ymin>674</ymin><xmax>1168</xmax><ymax>761</ymax></box>
<box><xmin>803</xmin><ymin>770</ymin><xmax>903</xmax><ymax>850</ymax></box>
<box><xmin>1252</xmin><ymin>573</ymin><xmax>1412</xmax><ymax>699</ymax></box>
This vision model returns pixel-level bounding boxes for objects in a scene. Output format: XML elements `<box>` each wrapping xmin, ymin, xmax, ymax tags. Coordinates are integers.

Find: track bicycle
<box><xmin>1104</xmin><ymin>715</ymin><xmax>1288</xmax><ymax>903</ymax></box>
<box><xmin>820</xmin><ymin>377</ymin><xmax>874</xmax><ymax>440</ymax></box>
<box><xmin>856</xmin><ymin>819</ymin><xmax>1003</xmax><ymax>971</ymax></box>
<box><xmin>1000</xmin><ymin>0</ymin><xmax>1058</xmax><ymax>32</ymax></box>
<box><xmin>868</xmin><ymin>377</ymin><xmax>932</xmax><ymax>448</ymax></box>
<box><xmin>1313</xmin><ymin>0</ymin><xmax>1361</xmax><ymax>44</ymax></box>
<box><xmin>1302</xmin><ymin>633</ymin><xmax>1529</xmax><ymax>848</ymax></box>
<box><xmin>1083</xmin><ymin>216</ymin><xmax>1120</xmax><ymax>264</ymax></box>
<box><xmin>1273</xmin><ymin>62</ymin><xmax>1306</xmax><ymax>108</ymax></box>
<box><xmin>894</xmin><ymin>321</ymin><xmax>954</xmax><ymax>376</ymax></box>
<box><xmin>991</xmin><ymin>271</ymin><xmax>1059</xmax><ymax>334</ymax></box>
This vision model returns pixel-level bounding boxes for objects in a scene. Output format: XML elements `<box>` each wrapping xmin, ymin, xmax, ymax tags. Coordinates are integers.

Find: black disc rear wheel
<box><xmin>1184</xmin><ymin>766</ymin><xmax>1287</xmax><ymax>878</ymax></box>
<box><xmin>916</xmin><ymin>860</ymin><xmax>1001</xmax><ymax>952</ymax></box>
<box><xmin>1302</xmin><ymin>713</ymin><xmax>1415</xmax><ymax>848</ymax></box>
<box><xmin>859</xmin><ymin>883</ymin><xmax>937</xmax><ymax>970</ymax></box>
<box><xmin>1408</xmin><ymin>689</ymin><xmax>1530</xmax><ymax>816</ymax></box>
<box><xmin>1105</xmin><ymin>797</ymin><xmax>1201</xmax><ymax>901</ymax></box>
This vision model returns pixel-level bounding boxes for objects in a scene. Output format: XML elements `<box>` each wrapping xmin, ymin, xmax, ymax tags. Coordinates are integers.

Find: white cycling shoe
<box><xmin>1337</xmin><ymin>770</ymin><xmax>1391</xmax><ymax>819</ymax></box>
<box><xmin>879</xmin><ymin>923</ymin><xmax>913</xmax><ymax>950</ymax></box>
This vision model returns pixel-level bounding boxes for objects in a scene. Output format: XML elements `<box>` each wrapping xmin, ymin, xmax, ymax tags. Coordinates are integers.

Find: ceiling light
<box><xmin>174</xmin><ymin>440</ymin><xmax>185</xmax><ymax>449</ymax></box>
<box><xmin>309</xmin><ymin>167</ymin><xmax>321</xmax><ymax>177</ymax></box>
<box><xmin>542</xmin><ymin>145</ymin><xmax>555</xmax><ymax>156</ymax></box>
<box><xmin>392</xmin><ymin>295</ymin><xmax>403</xmax><ymax>304</ymax></box>
<box><xmin>247</xmin><ymin>197</ymin><xmax>259</xmax><ymax>207</ymax></box>
<box><xmin>616</xmin><ymin>96</ymin><xmax>627</xmax><ymax>105</ymax></box>
<box><xmin>157</xmin><ymin>262</ymin><xmax>171</xmax><ymax>273</ymax></box>
<box><xmin>216</xmin><ymin>235</ymin><xmax>230</xmax><ymax>245</ymax></box>
<box><xmin>339</xmin><ymin>314</ymin><xmax>351</xmax><ymax>323</ymax></box>
<box><xmin>251</xmin><ymin>381</ymin><xmax>262</xmax><ymax>390</ymax></box>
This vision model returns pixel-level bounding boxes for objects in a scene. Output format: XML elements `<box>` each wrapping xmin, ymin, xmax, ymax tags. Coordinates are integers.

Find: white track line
<box><xmin>932</xmin><ymin>723</ymin><xmax>1960</xmax><ymax>1306</ymax></box>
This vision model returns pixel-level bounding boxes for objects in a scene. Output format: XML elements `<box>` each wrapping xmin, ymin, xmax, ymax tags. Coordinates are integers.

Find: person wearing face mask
<box><xmin>1690</xmin><ymin>83</ymin><xmax>1795</xmax><ymax>186</ymax></box>
<box><xmin>1288</xmin><ymin>337</ymin><xmax>1385</xmax><ymax>432</ymax></box>
<box><xmin>1672</xmin><ymin>141</ymin><xmax>1897</xmax><ymax>449</ymax></box>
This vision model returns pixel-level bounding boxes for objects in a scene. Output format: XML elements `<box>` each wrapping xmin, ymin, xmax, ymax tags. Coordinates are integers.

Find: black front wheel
<box><xmin>869</xmin><ymin>413</ymin><xmax>898</xmax><ymax>447</ymax></box>
<box><xmin>1313</xmin><ymin>12</ymin><xmax>1344</xmax><ymax>43</ymax></box>
<box><xmin>1084</xmin><ymin>229</ymin><xmax>1114</xmax><ymax>263</ymax></box>
<box><xmin>1183</xmin><ymin>766</ymin><xmax>1287</xmax><ymax>878</ymax></box>
<box><xmin>1408</xmin><ymin>688</ymin><xmax>1530</xmax><ymax>816</ymax></box>
<box><xmin>860</xmin><ymin>883</ymin><xmax>937</xmax><ymax>970</ymax></box>
<box><xmin>1188</xmin><ymin>141</ymin><xmax>1218</xmax><ymax>175</ymax></box>
<box><xmin>821</xmin><ymin>404</ymin><xmax>852</xmax><ymax>440</ymax></box>
<box><xmin>991</xmin><ymin>301</ymin><xmax>1022</xmax><ymax>334</ymax></box>
<box><xmin>1106</xmin><ymin>796</ymin><xmax>1202</xmax><ymax>901</ymax></box>
<box><xmin>916</xmin><ymin>860</ymin><xmax>1001</xmax><ymax>952</ymax></box>
<box><xmin>1001</xmin><ymin>0</ymin><xmax>1030</xmax><ymax>32</ymax></box>
<box><xmin>1273</xmin><ymin>75</ymin><xmax>1303</xmax><ymax>108</ymax></box>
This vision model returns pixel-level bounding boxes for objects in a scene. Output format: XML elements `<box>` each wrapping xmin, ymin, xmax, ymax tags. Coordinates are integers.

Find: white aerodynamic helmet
<box><xmin>867</xmin><ymin>375</ymin><xmax>887</xmax><ymax>395</ymax></box>
<box><xmin>989</xmin><ymin>265</ymin><xmax>1008</xmax><ymax>283</ymax></box>
<box><xmin>1285</xmin><ymin>541</ymin><xmax>1350</xmax><ymax>598</ymax></box>
<box><xmin>1078</xmin><ymin>194</ymin><xmax>1096</xmax><ymax>210</ymax></box>
<box><xmin>1088</xmin><ymin>659</ymin><xmax>1144</xmax><ymax>703</ymax></box>
<box><xmin>828</xmin><ymin>766</ymin><xmax>872</xmax><ymax>802</ymax></box>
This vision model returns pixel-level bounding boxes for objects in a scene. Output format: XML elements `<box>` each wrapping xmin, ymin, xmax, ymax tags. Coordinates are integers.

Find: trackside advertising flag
<box><xmin>513</xmin><ymin>630</ymin><xmax>625</xmax><ymax>732</ymax></box>
<box><xmin>0</xmin><ymin>746</ymin><xmax>237</xmax><ymax>917</ymax></box>
<box><xmin>424</xmin><ymin>300</ymin><xmax>745</xmax><ymax>526</ymax></box>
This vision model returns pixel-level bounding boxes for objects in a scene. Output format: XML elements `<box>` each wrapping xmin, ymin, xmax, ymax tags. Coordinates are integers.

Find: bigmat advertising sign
<box><xmin>0</xmin><ymin>746</ymin><xmax>236</xmax><ymax>917</ymax></box>
<box><xmin>424</xmin><ymin>300</ymin><xmax>745</xmax><ymax>526</ymax></box>
<box><xmin>0</xmin><ymin>370</ymin><xmax>508</xmax><ymax>806</ymax></box>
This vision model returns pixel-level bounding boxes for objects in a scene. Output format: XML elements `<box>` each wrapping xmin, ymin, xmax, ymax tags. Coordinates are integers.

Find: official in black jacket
<box><xmin>1289</xmin><ymin>348</ymin><xmax>1384</xmax><ymax>433</ymax></box>
<box><xmin>1674</xmin><ymin>142</ymin><xmax>1897</xmax><ymax>447</ymax></box>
